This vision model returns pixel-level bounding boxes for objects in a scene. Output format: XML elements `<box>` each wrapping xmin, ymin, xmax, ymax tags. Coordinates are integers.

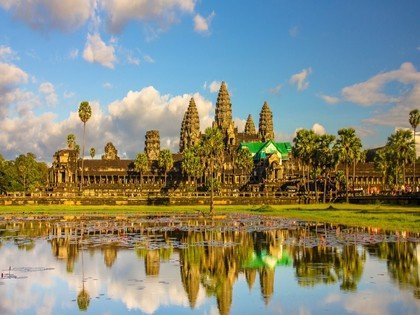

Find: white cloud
<box><xmin>341</xmin><ymin>62</ymin><xmax>420</xmax><ymax>128</ymax></box>
<box><xmin>69</xmin><ymin>49</ymin><xmax>79</xmax><ymax>59</ymax></box>
<box><xmin>207</xmin><ymin>80</ymin><xmax>224</xmax><ymax>93</ymax></box>
<box><xmin>289</xmin><ymin>67</ymin><xmax>312</xmax><ymax>91</ymax></box>
<box><xmin>0</xmin><ymin>62</ymin><xmax>28</xmax><ymax>89</ymax></box>
<box><xmin>312</xmin><ymin>123</ymin><xmax>326</xmax><ymax>135</ymax></box>
<box><xmin>103</xmin><ymin>82</ymin><xmax>113</xmax><ymax>89</ymax></box>
<box><xmin>0</xmin><ymin>62</ymin><xmax>30</xmax><ymax>116</ymax></box>
<box><xmin>0</xmin><ymin>45</ymin><xmax>19</xmax><ymax>62</ymax></box>
<box><xmin>63</xmin><ymin>91</ymin><xmax>75</xmax><ymax>99</ymax></box>
<box><xmin>269</xmin><ymin>83</ymin><xmax>282</xmax><ymax>95</ymax></box>
<box><xmin>143</xmin><ymin>55</ymin><xmax>155</xmax><ymax>63</ymax></box>
<box><xmin>39</xmin><ymin>82</ymin><xmax>57</xmax><ymax>106</ymax></box>
<box><xmin>101</xmin><ymin>0</ymin><xmax>196</xmax><ymax>34</ymax></box>
<box><xmin>193</xmin><ymin>11</ymin><xmax>215</xmax><ymax>34</ymax></box>
<box><xmin>83</xmin><ymin>33</ymin><xmax>116</xmax><ymax>69</ymax></box>
<box><xmin>319</xmin><ymin>94</ymin><xmax>340</xmax><ymax>104</ymax></box>
<box><xmin>0</xmin><ymin>0</ymin><xmax>94</xmax><ymax>32</ymax></box>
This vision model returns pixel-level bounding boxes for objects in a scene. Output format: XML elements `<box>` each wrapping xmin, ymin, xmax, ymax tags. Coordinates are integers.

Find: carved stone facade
<box><xmin>145</xmin><ymin>130</ymin><xmax>160</xmax><ymax>161</ymax></box>
<box><xmin>244</xmin><ymin>114</ymin><xmax>257</xmax><ymax>135</ymax></box>
<box><xmin>258</xmin><ymin>101</ymin><xmax>274</xmax><ymax>142</ymax></box>
<box><xmin>179</xmin><ymin>97</ymin><xmax>200</xmax><ymax>153</ymax></box>
<box><xmin>102</xmin><ymin>142</ymin><xmax>120</xmax><ymax>160</ymax></box>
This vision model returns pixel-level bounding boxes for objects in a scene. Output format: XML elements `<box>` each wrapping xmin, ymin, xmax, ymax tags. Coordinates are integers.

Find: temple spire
<box><xmin>244</xmin><ymin>114</ymin><xmax>256</xmax><ymax>135</ymax></box>
<box><xmin>258</xmin><ymin>101</ymin><xmax>274</xmax><ymax>141</ymax></box>
<box><xmin>179</xmin><ymin>97</ymin><xmax>200</xmax><ymax>153</ymax></box>
<box><xmin>214</xmin><ymin>81</ymin><xmax>236</xmax><ymax>146</ymax></box>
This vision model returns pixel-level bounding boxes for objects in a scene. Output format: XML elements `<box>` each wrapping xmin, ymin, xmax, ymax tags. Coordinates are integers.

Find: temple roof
<box><xmin>239</xmin><ymin>140</ymin><xmax>291</xmax><ymax>160</ymax></box>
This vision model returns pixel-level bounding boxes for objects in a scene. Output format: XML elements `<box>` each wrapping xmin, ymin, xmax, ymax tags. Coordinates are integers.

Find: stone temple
<box><xmin>49</xmin><ymin>82</ymin><xmax>292</xmax><ymax>194</ymax></box>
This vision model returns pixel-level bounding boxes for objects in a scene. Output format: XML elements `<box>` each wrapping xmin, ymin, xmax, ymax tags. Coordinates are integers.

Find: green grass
<box><xmin>1</xmin><ymin>203</ymin><xmax>419</xmax><ymax>233</ymax></box>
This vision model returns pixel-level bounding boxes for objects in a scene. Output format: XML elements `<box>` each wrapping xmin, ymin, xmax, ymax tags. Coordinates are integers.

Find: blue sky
<box><xmin>0</xmin><ymin>0</ymin><xmax>419</xmax><ymax>161</ymax></box>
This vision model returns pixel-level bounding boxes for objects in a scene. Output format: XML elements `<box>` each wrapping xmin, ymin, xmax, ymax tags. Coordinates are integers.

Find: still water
<box><xmin>0</xmin><ymin>214</ymin><xmax>418</xmax><ymax>315</ymax></box>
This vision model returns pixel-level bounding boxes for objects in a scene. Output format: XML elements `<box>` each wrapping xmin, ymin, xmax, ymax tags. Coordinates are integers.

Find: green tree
<box><xmin>89</xmin><ymin>147</ymin><xmax>95</xmax><ymax>159</ymax></box>
<box><xmin>293</xmin><ymin>129</ymin><xmax>316</xmax><ymax>193</ymax></box>
<box><xmin>409</xmin><ymin>109</ymin><xmax>419</xmax><ymax>182</ymax></box>
<box><xmin>134</xmin><ymin>152</ymin><xmax>149</xmax><ymax>185</ymax></box>
<box><xmin>386</xmin><ymin>129</ymin><xmax>415</xmax><ymax>185</ymax></box>
<box><xmin>200</xmin><ymin>127</ymin><xmax>224</xmax><ymax>214</ymax></box>
<box><xmin>78</xmin><ymin>101</ymin><xmax>92</xmax><ymax>189</ymax></box>
<box><xmin>334</xmin><ymin>128</ymin><xmax>362</xmax><ymax>202</ymax></box>
<box><xmin>312</xmin><ymin>134</ymin><xmax>337</xmax><ymax>203</ymax></box>
<box><xmin>158</xmin><ymin>149</ymin><xmax>174</xmax><ymax>187</ymax></box>
<box><xmin>374</xmin><ymin>148</ymin><xmax>390</xmax><ymax>191</ymax></box>
<box><xmin>234</xmin><ymin>148</ymin><xmax>254</xmax><ymax>180</ymax></box>
<box><xmin>182</xmin><ymin>145</ymin><xmax>204</xmax><ymax>192</ymax></box>
<box><xmin>67</xmin><ymin>134</ymin><xmax>76</xmax><ymax>149</ymax></box>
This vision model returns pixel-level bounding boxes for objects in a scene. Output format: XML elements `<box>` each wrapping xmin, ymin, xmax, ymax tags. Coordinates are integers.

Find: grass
<box><xmin>0</xmin><ymin>203</ymin><xmax>419</xmax><ymax>233</ymax></box>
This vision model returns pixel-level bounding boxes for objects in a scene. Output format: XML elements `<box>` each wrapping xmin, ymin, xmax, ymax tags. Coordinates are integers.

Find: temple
<box><xmin>49</xmin><ymin>81</ymin><xmax>293</xmax><ymax>196</ymax></box>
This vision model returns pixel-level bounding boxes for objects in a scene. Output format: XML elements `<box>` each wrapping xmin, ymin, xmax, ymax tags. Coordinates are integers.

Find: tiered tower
<box><xmin>145</xmin><ymin>130</ymin><xmax>160</xmax><ymax>161</ymax></box>
<box><xmin>179</xmin><ymin>97</ymin><xmax>200</xmax><ymax>153</ymax></box>
<box><xmin>214</xmin><ymin>81</ymin><xmax>236</xmax><ymax>146</ymax></box>
<box><xmin>258</xmin><ymin>101</ymin><xmax>274</xmax><ymax>141</ymax></box>
<box><xmin>102</xmin><ymin>142</ymin><xmax>120</xmax><ymax>160</ymax></box>
<box><xmin>244</xmin><ymin>114</ymin><xmax>257</xmax><ymax>135</ymax></box>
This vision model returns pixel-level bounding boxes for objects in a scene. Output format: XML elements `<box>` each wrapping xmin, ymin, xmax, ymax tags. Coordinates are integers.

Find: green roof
<box><xmin>239</xmin><ymin>140</ymin><xmax>291</xmax><ymax>160</ymax></box>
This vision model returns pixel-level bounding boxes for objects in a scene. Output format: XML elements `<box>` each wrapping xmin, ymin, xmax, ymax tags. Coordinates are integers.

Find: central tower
<box><xmin>214</xmin><ymin>81</ymin><xmax>236</xmax><ymax>146</ymax></box>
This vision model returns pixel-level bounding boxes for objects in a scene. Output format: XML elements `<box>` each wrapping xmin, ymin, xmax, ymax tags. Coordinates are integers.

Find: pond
<box><xmin>0</xmin><ymin>214</ymin><xmax>418</xmax><ymax>315</ymax></box>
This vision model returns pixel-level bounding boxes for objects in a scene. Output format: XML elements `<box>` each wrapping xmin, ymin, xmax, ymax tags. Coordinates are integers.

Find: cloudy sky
<box><xmin>0</xmin><ymin>0</ymin><xmax>419</xmax><ymax>162</ymax></box>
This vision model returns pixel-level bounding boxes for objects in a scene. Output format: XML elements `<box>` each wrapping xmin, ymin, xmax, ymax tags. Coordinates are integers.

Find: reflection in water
<box><xmin>0</xmin><ymin>215</ymin><xmax>418</xmax><ymax>315</ymax></box>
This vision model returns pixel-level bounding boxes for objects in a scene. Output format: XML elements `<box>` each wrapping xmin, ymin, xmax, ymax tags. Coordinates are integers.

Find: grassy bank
<box><xmin>1</xmin><ymin>203</ymin><xmax>419</xmax><ymax>233</ymax></box>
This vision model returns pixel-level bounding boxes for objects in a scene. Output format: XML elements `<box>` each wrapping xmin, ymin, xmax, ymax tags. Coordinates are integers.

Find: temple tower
<box><xmin>244</xmin><ymin>114</ymin><xmax>257</xmax><ymax>135</ymax></box>
<box><xmin>102</xmin><ymin>142</ymin><xmax>120</xmax><ymax>160</ymax></box>
<box><xmin>258</xmin><ymin>101</ymin><xmax>274</xmax><ymax>141</ymax></box>
<box><xmin>145</xmin><ymin>130</ymin><xmax>160</xmax><ymax>161</ymax></box>
<box><xmin>214</xmin><ymin>81</ymin><xmax>236</xmax><ymax>146</ymax></box>
<box><xmin>179</xmin><ymin>97</ymin><xmax>200</xmax><ymax>153</ymax></box>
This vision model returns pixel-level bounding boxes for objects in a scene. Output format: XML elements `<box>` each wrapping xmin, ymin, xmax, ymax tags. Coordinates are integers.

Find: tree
<box><xmin>200</xmin><ymin>127</ymin><xmax>224</xmax><ymax>214</ymax></box>
<box><xmin>293</xmin><ymin>129</ymin><xmax>316</xmax><ymax>193</ymax></box>
<box><xmin>67</xmin><ymin>134</ymin><xmax>76</xmax><ymax>149</ymax></box>
<box><xmin>386</xmin><ymin>129</ymin><xmax>415</xmax><ymax>185</ymax></box>
<box><xmin>234</xmin><ymin>148</ymin><xmax>254</xmax><ymax>181</ymax></box>
<box><xmin>78</xmin><ymin>101</ymin><xmax>92</xmax><ymax>189</ymax></box>
<box><xmin>312</xmin><ymin>134</ymin><xmax>337</xmax><ymax>203</ymax></box>
<box><xmin>182</xmin><ymin>145</ymin><xmax>204</xmax><ymax>192</ymax></box>
<box><xmin>409</xmin><ymin>109</ymin><xmax>419</xmax><ymax>184</ymax></box>
<box><xmin>334</xmin><ymin>128</ymin><xmax>362</xmax><ymax>203</ymax></box>
<box><xmin>134</xmin><ymin>153</ymin><xmax>149</xmax><ymax>185</ymax></box>
<box><xmin>158</xmin><ymin>149</ymin><xmax>173</xmax><ymax>187</ymax></box>
<box><xmin>89</xmin><ymin>147</ymin><xmax>95</xmax><ymax>159</ymax></box>
<box><xmin>374</xmin><ymin>148</ymin><xmax>390</xmax><ymax>191</ymax></box>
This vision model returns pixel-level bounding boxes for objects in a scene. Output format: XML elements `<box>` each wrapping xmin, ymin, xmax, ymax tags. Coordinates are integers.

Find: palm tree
<box><xmin>67</xmin><ymin>134</ymin><xmax>76</xmax><ymax>149</ymax></box>
<box><xmin>78</xmin><ymin>101</ymin><xmax>92</xmax><ymax>189</ymax></box>
<box><xmin>386</xmin><ymin>129</ymin><xmax>415</xmax><ymax>185</ymax></box>
<box><xmin>234</xmin><ymin>148</ymin><xmax>254</xmax><ymax>184</ymax></box>
<box><xmin>182</xmin><ymin>145</ymin><xmax>204</xmax><ymax>193</ymax></box>
<box><xmin>352</xmin><ymin>150</ymin><xmax>365</xmax><ymax>196</ymax></box>
<box><xmin>158</xmin><ymin>149</ymin><xmax>173</xmax><ymax>187</ymax></box>
<box><xmin>333</xmin><ymin>128</ymin><xmax>362</xmax><ymax>203</ymax></box>
<box><xmin>409</xmin><ymin>109</ymin><xmax>419</xmax><ymax>184</ymax></box>
<box><xmin>134</xmin><ymin>153</ymin><xmax>149</xmax><ymax>185</ymax></box>
<box><xmin>200</xmin><ymin>127</ymin><xmax>224</xmax><ymax>214</ymax></box>
<box><xmin>312</xmin><ymin>134</ymin><xmax>336</xmax><ymax>203</ymax></box>
<box><xmin>374</xmin><ymin>148</ymin><xmax>389</xmax><ymax>191</ymax></box>
<box><xmin>293</xmin><ymin>129</ymin><xmax>316</xmax><ymax>194</ymax></box>
<box><xmin>89</xmin><ymin>147</ymin><xmax>95</xmax><ymax>159</ymax></box>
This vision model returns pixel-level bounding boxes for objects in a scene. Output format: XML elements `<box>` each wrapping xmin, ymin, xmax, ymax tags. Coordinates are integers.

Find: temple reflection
<box><xmin>0</xmin><ymin>216</ymin><xmax>418</xmax><ymax>315</ymax></box>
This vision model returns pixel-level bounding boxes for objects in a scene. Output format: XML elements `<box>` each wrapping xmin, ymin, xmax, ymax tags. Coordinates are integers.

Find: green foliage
<box><xmin>67</xmin><ymin>134</ymin><xmax>76</xmax><ymax>149</ymax></box>
<box><xmin>0</xmin><ymin>153</ymin><xmax>48</xmax><ymax>193</ymax></box>
<box><xmin>234</xmin><ymin>148</ymin><xmax>254</xmax><ymax>174</ymax></box>
<box><xmin>158</xmin><ymin>149</ymin><xmax>174</xmax><ymax>185</ymax></box>
<box><xmin>78</xmin><ymin>101</ymin><xmax>92</xmax><ymax>124</ymax></box>
<box><xmin>409</xmin><ymin>109</ymin><xmax>419</xmax><ymax>131</ymax></box>
<box><xmin>182</xmin><ymin>145</ymin><xmax>204</xmax><ymax>185</ymax></box>
<box><xmin>134</xmin><ymin>153</ymin><xmax>149</xmax><ymax>184</ymax></box>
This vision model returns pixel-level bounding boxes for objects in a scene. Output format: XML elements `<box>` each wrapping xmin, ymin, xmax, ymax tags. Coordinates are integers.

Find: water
<box><xmin>0</xmin><ymin>214</ymin><xmax>418</xmax><ymax>315</ymax></box>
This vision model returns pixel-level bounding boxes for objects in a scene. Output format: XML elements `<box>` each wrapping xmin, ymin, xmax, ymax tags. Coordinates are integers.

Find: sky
<box><xmin>0</xmin><ymin>0</ymin><xmax>419</xmax><ymax>162</ymax></box>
